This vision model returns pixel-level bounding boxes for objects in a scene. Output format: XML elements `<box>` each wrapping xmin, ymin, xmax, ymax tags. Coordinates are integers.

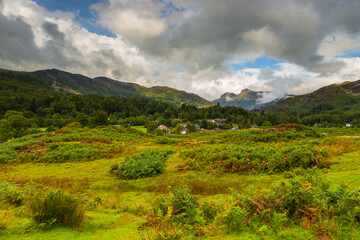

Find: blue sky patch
<box><xmin>335</xmin><ymin>47</ymin><xmax>360</xmax><ymax>58</ymax></box>
<box><xmin>229</xmin><ymin>57</ymin><xmax>284</xmax><ymax>71</ymax></box>
<box><xmin>33</xmin><ymin>0</ymin><xmax>115</xmax><ymax>37</ymax></box>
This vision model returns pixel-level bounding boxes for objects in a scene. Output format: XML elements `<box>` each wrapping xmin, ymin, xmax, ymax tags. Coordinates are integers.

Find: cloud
<box><xmin>92</xmin><ymin>0</ymin><xmax>360</xmax><ymax>77</ymax></box>
<box><xmin>42</xmin><ymin>22</ymin><xmax>65</xmax><ymax>41</ymax></box>
<box><xmin>91</xmin><ymin>0</ymin><xmax>167</xmax><ymax>43</ymax></box>
<box><xmin>0</xmin><ymin>11</ymin><xmax>43</xmax><ymax>66</ymax></box>
<box><xmin>0</xmin><ymin>0</ymin><xmax>359</xmax><ymax>102</ymax></box>
<box><xmin>0</xmin><ymin>0</ymin><xmax>155</xmax><ymax>82</ymax></box>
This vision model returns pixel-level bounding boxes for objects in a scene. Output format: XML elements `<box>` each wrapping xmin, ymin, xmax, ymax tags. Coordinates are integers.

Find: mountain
<box><xmin>213</xmin><ymin>89</ymin><xmax>291</xmax><ymax>110</ymax></box>
<box><xmin>0</xmin><ymin>68</ymin><xmax>213</xmax><ymax>108</ymax></box>
<box><xmin>263</xmin><ymin>80</ymin><xmax>360</xmax><ymax>113</ymax></box>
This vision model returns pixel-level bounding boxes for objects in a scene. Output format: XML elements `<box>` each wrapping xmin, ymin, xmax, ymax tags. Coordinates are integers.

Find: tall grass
<box><xmin>28</xmin><ymin>189</ymin><xmax>85</xmax><ymax>228</ymax></box>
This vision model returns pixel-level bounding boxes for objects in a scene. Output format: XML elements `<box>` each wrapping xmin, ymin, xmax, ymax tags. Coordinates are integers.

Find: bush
<box><xmin>39</xmin><ymin>143</ymin><xmax>106</xmax><ymax>163</ymax></box>
<box><xmin>112</xmin><ymin>149</ymin><xmax>174</xmax><ymax>179</ymax></box>
<box><xmin>65</xmin><ymin>122</ymin><xmax>82</xmax><ymax>129</ymax></box>
<box><xmin>232</xmin><ymin>169</ymin><xmax>360</xmax><ymax>235</ymax></box>
<box><xmin>0</xmin><ymin>213</ymin><xmax>7</xmax><ymax>233</ymax></box>
<box><xmin>219</xmin><ymin>206</ymin><xmax>249</xmax><ymax>232</ymax></box>
<box><xmin>0</xmin><ymin>181</ymin><xmax>26</xmax><ymax>206</ymax></box>
<box><xmin>142</xmin><ymin>170</ymin><xmax>360</xmax><ymax>238</ymax></box>
<box><xmin>154</xmin><ymin>137</ymin><xmax>181</xmax><ymax>144</ymax></box>
<box><xmin>181</xmin><ymin>143</ymin><xmax>329</xmax><ymax>174</ymax></box>
<box><xmin>157</xmin><ymin>187</ymin><xmax>201</xmax><ymax>224</ymax></box>
<box><xmin>28</xmin><ymin>189</ymin><xmax>85</xmax><ymax>228</ymax></box>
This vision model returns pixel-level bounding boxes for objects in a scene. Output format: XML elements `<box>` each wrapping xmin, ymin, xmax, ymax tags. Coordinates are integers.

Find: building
<box><xmin>181</xmin><ymin>128</ymin><xmax>189</xmax><ymax>134</ymax></box>
<box><xmin>158</xmin><ymin>125</ymin><xmax>169</xmax><ymax>131</ymax></box>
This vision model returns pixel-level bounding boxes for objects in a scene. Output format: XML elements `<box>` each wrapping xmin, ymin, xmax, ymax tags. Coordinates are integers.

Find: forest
<box><xmin>1</xmin><ymin>74</ymin><xmax>360</xmax><ymax>141</ymax></box>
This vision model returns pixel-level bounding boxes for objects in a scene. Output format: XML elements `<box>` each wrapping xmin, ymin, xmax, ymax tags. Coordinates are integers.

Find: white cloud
<box><xmin>91</xmin><ymin>0</ymin><xmax>167</xmax><ymax>43</ymax></box>
<box><xmin>0</xmin><ymin>0</ymin><xmax>360</xmax><ymax>102</ymax></box>
<box><xmin>0</xmin><ymin>0</ymin><xmax>157</xmax><ymax>83</ymax></box>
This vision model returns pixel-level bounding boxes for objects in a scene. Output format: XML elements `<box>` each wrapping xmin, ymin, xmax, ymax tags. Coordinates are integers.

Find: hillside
<box><xmin>263</xmin><ymin>80</ymin><xmax>360</xmax><ymax>113</ymax></box>
<box><xmin>213</xmin><ymin>89</ymin><xmax>288</xmax><ymax>110</ymax></box>
<box><xmin>0</xmin><ymin>68</ymin><xmax>213</xmax><ymax>108</ymax></box>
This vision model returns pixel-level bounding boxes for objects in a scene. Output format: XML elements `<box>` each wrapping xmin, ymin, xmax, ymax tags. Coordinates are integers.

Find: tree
<box><xmin>187</xmin><ymin>124</ymin><xmax>197</xmax><ymax>133</ymax></box>
<box><xmin>171</xmin><ymin>124</ymin><xmax>184</xmax><ymax>134</ymax></box>
<box><xmin>262</xmin><ymin>121</ymin><xmax>272</xmax><ymax>127</ymax></box>
<box><xmin>146</xmin><ymin>121</ymin><xmax>158</xmax><ymax>133</ymax></box>
<box><xmin>0</xmin><ymin>114</ymin><xmax>29</xmax><ymax>139</ymax></box>
<box><xmin>75</xmin><ymin>113</ymin><xmax>89</xmax><ymax>126</ymax></box>
<box><xmin>90</xmin><ymin>110</ymin><xmax>108</xmax><ymax>127</ymax></box>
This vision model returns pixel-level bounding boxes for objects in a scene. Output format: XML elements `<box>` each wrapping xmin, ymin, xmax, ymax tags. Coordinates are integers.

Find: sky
<box><xmin>0</xmin><ymin>0</ymin><xmax>360</xmax><ymax>101</ymax></box>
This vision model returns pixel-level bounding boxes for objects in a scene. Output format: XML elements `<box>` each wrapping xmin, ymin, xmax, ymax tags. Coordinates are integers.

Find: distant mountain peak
<box><xmin>213</xmin><ymin>89</ymin><xmax>287</xmax><ymax>110</ymax></box>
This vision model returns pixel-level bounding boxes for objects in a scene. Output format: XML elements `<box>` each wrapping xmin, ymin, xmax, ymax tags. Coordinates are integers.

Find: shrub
<box><xmin>0</xmin><ymin>213</ymin><xmax>7</xmax><ymax>233</ymax></box>
<box><xmin>143</xmin><ymin>171</ymin><xmax>360</xmax><ymax>238</ymax></box>
<box><xmin>28</xmin><ymin>189</ymin><xmax>85</xmax><ymax>228</ymax></box>
<box><xmin>0</xmin><ymin>181</ymin><xmax>26</xmax><ymax>206</ymax></box>
<box><xmin>154</xmin><ymin>137</ymin><xmax>181</xmax><ymax>144</ymax></box>
<box><xmin>0</xmin><ymin>153</ymin><xmax>16</xmax><ymax>164</ymax></box>
<box><xmin>181</xmin><ymin>143</ymin><xmax>329</xmax><ymax>174</ymax></box>
<box><xmin>219</xmin><ymin>206</ymin><xmax>249</xmax><ymax>232</ymax></box>
<box><xmin>39</xmin><ymin>143</ymin><xmax>104</xmax><ymax>163</ymax></box>
<box><xmin>156</xmin><ymin>186</ymin><xmax>204</xmax><ymax>225</ymax></box>
<box><xmin>232</xmin><ymin>169</ymin><xmax>360</xmax><ymax>235</ymax></box>
<box><xmin>200</xmin><ymin>201</ymin><xmax>221</xmax><ymax>221</ymax></box>
<box><xmin>65</xmin><ymin>122</ymin><xmax>82</xmax><ymax>129</ymax></box>
<box><xmin>112</xmin><ymin>149</ymin><xmax>174</xmax><ymax>179</ymax></box>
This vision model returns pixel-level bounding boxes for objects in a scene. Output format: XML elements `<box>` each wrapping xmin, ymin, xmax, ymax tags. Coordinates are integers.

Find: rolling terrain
<box><xmin>0</xmin><ymin>68</ymin><xmax>213</xmax><ymax>108</ymax></box>
<box><xmin>0</xmin><ymin>125</ymin><xmax>360</xmax><ymax>239</ymax></box>
<box><xmin>263</xmin><ymin>80</ymin><xmax>360</xmax><ymax>113</ymax></box>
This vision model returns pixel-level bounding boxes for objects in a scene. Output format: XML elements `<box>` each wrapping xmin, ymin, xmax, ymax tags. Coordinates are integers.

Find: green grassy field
<box><xmin>131</xmin><ymin>125</ymin><xmax>148</xmax><ymax>133</ymax></box>
<box><xmin>0</xmin><ymin>125</ymin><xmax>360</xmax><ymax>239</ymax></box>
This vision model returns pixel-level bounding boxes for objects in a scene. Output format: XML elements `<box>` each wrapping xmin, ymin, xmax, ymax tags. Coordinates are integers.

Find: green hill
<box><xmin>0</xmin><ymin>68</ymin><xmax>213</xmax><ymax>108</ymax></box>
<box><xmin>263</xmin><ymin>80</ymin><xmax>360</xmax><ymax>113</ymax></box>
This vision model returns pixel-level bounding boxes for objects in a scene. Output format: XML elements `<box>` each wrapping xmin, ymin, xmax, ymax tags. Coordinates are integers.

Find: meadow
<box><xmin>0</xmin><ymin>124</ymin><xmax>360</xmax><ymax>239</ymax></box>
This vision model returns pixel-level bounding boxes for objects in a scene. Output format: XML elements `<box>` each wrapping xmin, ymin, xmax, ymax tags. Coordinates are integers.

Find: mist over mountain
<box><xmin>213</xmin><ymin>89</ymin><xmax>294</xmax><ymax>110</ymax></box>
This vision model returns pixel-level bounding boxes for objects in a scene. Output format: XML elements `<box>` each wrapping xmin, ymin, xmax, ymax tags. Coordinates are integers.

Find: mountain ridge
<box><xmin>0</xmin><ymin>68</ymin><xmax>213</xmax><ymax>108</ymax></box>
<box><xmin>213</xmin><ymin>89</ymin><xmax>290</xmax><ymax>110</ymax></box>
<box><xmin>262</xmin><ymin>79</ymin><xmax>360</xmax><ymax>113</ymax></box>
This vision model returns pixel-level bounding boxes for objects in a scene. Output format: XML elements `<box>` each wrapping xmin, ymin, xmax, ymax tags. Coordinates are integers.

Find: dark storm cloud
<box><xmin>1</xmin><ymin>0</ymin><xmax>359</xmax><ymax>100</ymax></box>
<box><xmin>43</xmin><ymin>22</ymin><xmax>65</xmax><ymax>42</ymax></box>
<box><xmin>0</xmin><ymin>8</ymin><xmax>82</xmax><ymax>70</ymax></box>
<box><xmin>0</xmin><ymin>13</ymin><xmax>42</xmax><ymax>63</ymax></box>
<box><xmin>95</xmin><ymin>0</ymin><xmax>360</xmax><ymax>74</ymax></box>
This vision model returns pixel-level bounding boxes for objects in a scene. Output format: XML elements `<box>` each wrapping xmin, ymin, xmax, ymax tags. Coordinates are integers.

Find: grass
<box><xmin>314</xmin><ymin>127</ymin><xmax>360</xmax><ymax>136</ymax></box>
<box><xmin>0</xmin><ymin>125</ymin><xmax>360</xmax><ymax>239</ymax></box>
<box><xmin>130</xmin><ymin>125</ymin><xmax>147</xmax><ymax>133</ymax></box>
<box><xmin>327</xmin><ymin>150</ymin><xmax>360</xmax><ymax>190</ymax></box>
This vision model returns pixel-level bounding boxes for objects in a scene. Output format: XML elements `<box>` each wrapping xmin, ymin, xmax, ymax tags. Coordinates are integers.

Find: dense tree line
<box><xmin>1</xmin><ymin>76</ymin><xmax>360</xmax><ymax>140</ymax></box>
